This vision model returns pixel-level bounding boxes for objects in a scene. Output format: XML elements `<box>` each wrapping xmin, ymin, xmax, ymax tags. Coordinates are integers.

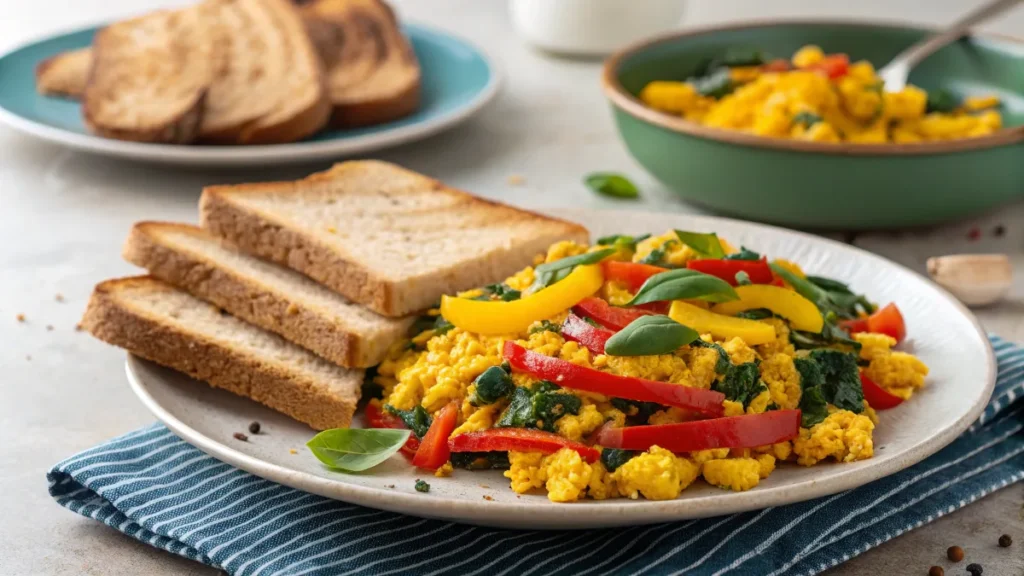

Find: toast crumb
<box><xmin>75</xmin><ymin>323</ymin><xmax>83</xmax><ymax>331</ymax></box>
<box><xmin>46</xmin><ymin>325</ymin><xmax>54</xmax><ymax>331</ymax></box>
<box><xmin>507</xmin><ymin>175</ymin><xmax>526</xmax><ymax>186</ymax></box>
<box><xmin>55</xmin><ymin>293</ymin><xmax>65</xmax><ymax>302</ymax></box>
<box><xmin>16</xmin><ymin>314</ymin><xmax>25</xmax><ymax>322</ymax></box>
<box><xmin>482</xmin><ymin>495</ymin><xmax>493</xmax><ymax>501</ymax></box>
<box><xmin>26</xmin><ymin>355</ymin><xmax>32</xmax><ymax>361</ymax></box>
<box><xmin>289</xmin><ymin>448</ymin><xmax>298</xmax><ymax>454</ymax></box>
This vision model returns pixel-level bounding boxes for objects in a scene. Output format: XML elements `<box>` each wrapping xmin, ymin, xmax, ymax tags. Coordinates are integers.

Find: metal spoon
<box><xmin>878</xmin><ymin>0</ymin><xmax>1022</xmax><ymax>91</ymax></box>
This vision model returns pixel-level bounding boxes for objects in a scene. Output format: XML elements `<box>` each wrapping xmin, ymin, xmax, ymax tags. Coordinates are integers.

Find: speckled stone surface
<box><xmin>1</xmin><ymin>0</ymin><xmax>1023</xmax><ymax>574</ymax></box>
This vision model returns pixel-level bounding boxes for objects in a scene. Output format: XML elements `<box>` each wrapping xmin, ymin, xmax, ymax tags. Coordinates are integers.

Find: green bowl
<box><xmin>602</xmin><ymin>21</ymin><xmax>1024</xmax><ymax>230</ymax></box>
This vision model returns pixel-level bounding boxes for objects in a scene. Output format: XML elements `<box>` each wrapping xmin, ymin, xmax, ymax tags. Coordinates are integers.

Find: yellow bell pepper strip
<box><xmin>440</xmin><ymin>264</ymin><xmax>604</xmax><ymax>335</ymax></box>
<box><xmin>711</xmin><ymin>284</ymin><xmax>824</xmax><ymax>333</ymax></box>
<box><xmin>668</xmin><ymin>300</ymin><xmax>776</xmax><ymax>345</ymax></box>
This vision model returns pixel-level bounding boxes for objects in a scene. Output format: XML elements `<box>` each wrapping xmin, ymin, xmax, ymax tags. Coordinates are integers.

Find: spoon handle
<box><xmin>889</xmin><ymin>0</ymin><xmax>1022</xmax><ymax>70</ymax></box>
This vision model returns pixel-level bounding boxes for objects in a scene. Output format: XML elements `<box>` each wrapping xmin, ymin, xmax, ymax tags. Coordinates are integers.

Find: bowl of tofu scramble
<box><xmin>601</xmin><ymin>21</ymin><xmax>1024</xmax><ymax>229</ymax></box>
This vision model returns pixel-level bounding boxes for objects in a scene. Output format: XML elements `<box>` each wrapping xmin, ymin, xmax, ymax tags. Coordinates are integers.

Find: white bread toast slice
<box><xmin>303</xmin><ymin>0</ymin><xmax>420</xmax><ymax>127</ymax></box>
<box><xmin>81</xmin><ymin>276</ymin><xmax>362</xmax><ymax>430</ymax></box>
<box><xmin>83</xmin><ymin>4</ymin><xmax>219</xmax><ymax>144</ymax></box>
<box><xmin>199</xmin><ymin>160</ymin><xmax>590</xmax><ymax>317</ymax></box>
<box><xmin>35</xmin><ymin>48</ymin><xmax>92</xmax><ymax>98</ymax></box>
<box><xmin>123</xmin><ymin>222</ymin><xmax>412</xmax><ymax>367</ymax></box>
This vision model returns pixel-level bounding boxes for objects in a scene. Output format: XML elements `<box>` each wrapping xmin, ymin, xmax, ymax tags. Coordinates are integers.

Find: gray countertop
<box><xmin>1</xmin><ymin>0</ymin><xmax>1022</xmax><ymax>574</ymax></box>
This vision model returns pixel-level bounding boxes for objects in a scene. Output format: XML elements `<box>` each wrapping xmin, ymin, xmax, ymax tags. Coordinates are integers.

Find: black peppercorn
<box><xmin>966</xmin><ymin>563</ymin><xmax>982</xmax><ymax>576</ymax></box>
<box><xmin>998</xmin><ymin>534</ymin><xmax>1012</xmax><ymax>547</ymax></box>
<box><xmin>248</xmin><ymin>421</ymin><xmax>261</xmax><ymax>434</ymax></box>
<box><xmin>947</xmin><ymin>546</ymin><xmax>964</xmax><ymax>562</ymax></box>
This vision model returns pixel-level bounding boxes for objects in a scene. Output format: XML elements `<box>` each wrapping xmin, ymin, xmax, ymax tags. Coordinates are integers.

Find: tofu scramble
<box><xmin>363</xmin><ymin>230</ymin><xmax>928</xmax><ymax>502</ymax></box>
<box><xmin>639</xmin><ymin>45</ymin><xmax>1002</xmax><ymax>143</ymax></box>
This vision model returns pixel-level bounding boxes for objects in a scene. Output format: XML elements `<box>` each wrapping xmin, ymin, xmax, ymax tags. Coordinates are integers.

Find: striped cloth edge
<box><xmin>47</xmin><ymin>335</ymin><xmax>1024</xmax><ymax>576</ymax></box>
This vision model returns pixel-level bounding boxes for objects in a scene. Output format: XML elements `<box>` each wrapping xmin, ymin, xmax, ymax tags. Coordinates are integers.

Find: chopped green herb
<box><xmin>596</xmin><ymin>233</ymin><xmax>651</xmax><ymax>252</ymax></box>
<box><xmin>674</xmin><ymin>230</ymin><xmax>726</xmax><ymax>258</ymax></box>
<box><xmin>583</xmin><ymin>316</ymin><xmax>602</xmax><ymax>327</ymax></box>
<box><xmin>926</xmin><ymin>89</ymin><xmax>959</xmax><ymax>113</ymax></box>
<box><xmin>433</xmin><ymin>315</ymin><xmax>455</xmax><ymax>336</ymax></box>
<box><xmin>360</xmin><ymin>366</ymin><xmax>383</xmax><ymax>401</ymax></box>
<box><xmin>736</xmin><ymin>308</ymin><xmax>774</xmax><ymax>320</ymax></box>
<box><xmin>530</xmin><ymin>248</ymin><xmax>617</xmax><ymax>292</ymax></box>
<box><xmin>721</xmin><ymin>47</ymin><xmax>767</xmax><ymax>67</ymax></box>
<box><xmin>611</xmin><ymin>398</ymin><xmax>664</xmax><ymax>424</ymax></box>
<box><xmin>584</xmin><ymin>173</ymin><xmax>641</xmax><ymax>199</ymax></box>
<box><xmin>691</xmin><ymin>339</ymin><xmax>731</xmax><ymax>374</ymax></box>
<box><xmin>496</xmin><ymin>381</ymin><xmax>581</xmax><ymax>432</ymax></box>
<box><xmin>600</xmin><ymin>448</ymin><xmax>637</xmax><ymax>472</ymax></box>
<box><xmin>383</xmin><ymin>404</ymin><xmax>432</xmax><ymax>438</ymax></box>
<box><xmin>735</xmin><ymin>271</ymin><xmax>752</xmax><ymax>286</ymax></box>
<box><xmin>450</xmin><ymin>452</ymin><xmax>511</xmax><ymax>470</ymax></box>
<box><xmin>469</xmin><ymin>365</ymin><xmax>514</xmax><ymax>406</ymax></box>
<box><xmin>688</xmin><ymin>67</ymin><xmax>734</xmax><ymax>99</ymax></box>
<box><xmin>414</xmin><ymin>479</ymin><xmax>430</xmax><ymax>493</ymax></box>
<box><xmin>408</xmin><ymin>315</ymin><xmax>437</xmax><ymax>337</ymax></box>
<box><xmin>637</xmin><ymin>245</ymin><xmax>671</xmax><ymax>266</ymax></box>
<box><xmin>480</xmin><ymin>283</ymin><xmax>522</xmax><ymax>302</ymax></box>
<box><xmin>529</xmin><ymin>319</ymin><xmax>562</xmax><ymax>335</ymax></box>
<box><xmin>605</xmin><ymin>315</ymin><xmax>699</xmax><ymax>357</ymax></box>
<box><xmin>724</xmin><ymin>246</ymin><xmax>762</xmax><ymax>261</ymax></box>
<box><xmin>714</xmin><ymin>362</ymin><xmax>767</xmax><ymax>407</ymax></box>
<box><xmin>793</xmin><ymin>111</ymin><xmax>822</xmax><ymax>128</ymax></box>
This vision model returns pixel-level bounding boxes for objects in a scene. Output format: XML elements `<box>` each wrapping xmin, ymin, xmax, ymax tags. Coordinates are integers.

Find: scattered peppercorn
<box><xmin>928</xmin><ymin>566</ymin><xmax>943</xmax><ymax>576</ymax></box>
<box><xmin>248</xmin><ymin>421</ymin><xmax>261</xmax><ymax>434</ymax></box>
<box><xmin>233</xmin><ymin>432</ymin><xmax>248</xmax><ymax>442</ymax></box>
<box><xmin>998</xmin><ymin>534</ymin><xmax>1012</xmax><ymax>547</ymax></box>
<box><xmin>947</xmin><ymin>546</ymin><xmax>964</xmax><ymax>562</ymax></box>
<box><xmin>993</xmin><ymin>225</ymin><xmax>1005</xmax><ymax>237</ymax></box>
<box><xmin>414</xmin><ymin>479</ymin><xmax>430</xmax><ymax>493</ymax></box>
<box><xmin>966</xmin><ymin>563</ymin><xmax>982</xmax><ymax>576</ymax></box>
<box><xmin>967</xmin><ymin>228</ymin><xmax>981</xmax><ymax>241</ymax></box>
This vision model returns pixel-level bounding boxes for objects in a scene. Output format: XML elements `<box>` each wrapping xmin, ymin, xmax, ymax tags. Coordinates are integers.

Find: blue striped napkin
<box><xmin>48</xmin><ymin>336</ymin><xmax>1024</xmax><ymax>576</ymax></box>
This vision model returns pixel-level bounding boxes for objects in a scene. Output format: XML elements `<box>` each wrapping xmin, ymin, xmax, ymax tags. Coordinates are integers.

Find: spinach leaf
<box><xmin>688</xmin><ymin>67</ymin><xmax>734</xmax><ymax>99</ymax></box>
<box><xmin>770</xmin><ymin>264</ymin><xmax>873</xmax><ymax>321</ymax></box>
<box><xmin>600</xmin><ymin>448</ymin><xmax>637</xmax><ymax>472</ymax></box>
<box><xmin>482</xmin><ymin>283</ymin><xmax>522</xmax><ymax>302</ymax></box>
<box><xmin>791</xmin><ymin>321</ymin><xmax>861</xmax><ymax>353</ymax></box>
<box><xmin>627</xmin><ymin>268</ymin><xmax>738</xmax><ymax>305</ymax></box>
<box><xmin>691</xmin><ymin>339</ymin><xmax>731</xmax><ymax>374</ymax></box>
<box><xmin>793</xmin><ymin>111</ymin><xmax>822</xmax><ymax>128</ymax></box>
<box><xmin>529</xmin><ymin>319</ymin><xmax>562</xmax><ymax>335</ymax></box>
<box><xmin>469</xmin><ymin>365</ymin><xmax>514</xmax><ymax>406</ymax></box>
<box><xmin>433</xmin><ymin>315</ymin><xmax>455</xmax><ymax>337</ymax></box>
<box><xmin>383</xmin><ymin>404</ymin><xmax>432</xmax><ymax>438</ymax></box>
<box><xmin>805</xmin><ymin>275</ymin><xmax>853</xmax><ymax>293</ymax></box>
<box><xmin>604</xmin><ymin>315</ymin><xmax>699</xmax><ymax>356</ymax></box>
<box><xmin>714</xmin><ymin>362</ymin><xmax>767</xmax><ymax>407</ymax></box>
<box><xmin>808</xmin><ymin>349</ymin><xmax>864</xmax><ymax>413</ymax></box>
<box><xmin>721</xmin><ymin>47</ymin><xmax>767</xmax><ymax>67</ymax></box>
<box><xmin>408</xmin><ymin>315</ymin><xmax>437</xmax><ymax>337</ymax></box>
<box><xmin>926</xmin><ymin>89</ymin><xmax>959</xmax><ymax>113</ymax></box>
<box><xmin>496</xmin><ymin>381</ymin><xmax>581</xmax><ymax>432</ymax></box>
<box><xmin>798</xmin><ymin>386</ymin><xmax>829</xmax><ymax>428</ymax></box>
<box><xmin>736</xmin><ymin>308</ymin><xmax>774</xmax><ymax>320</ymax></box>
<box><xmin>611</xmin><ymin>397</ymin><xmax>665</xmax><ymax>424</ymax></box>
<box><xmin>584</xmin><ymin>173</ymin><xmax>641</xmax><ymax>199</ymax></box>
<box><xmin>530</xmin><ymin>248</ymin><xmax>617</xmax><ymax>292</ymax></box>
<box><xmin>596</xmin><ymin>233</ymin><xmax>651</xmax><ymax>252</ymax></box>
<box><xmin>306</xmin><ymin>428</ymin><xmax>411</xmax><ymax>472</ymax></box>
<box><xmin>724</xmin><ymin>246</ymin><xmax>762</xmax><ymax>261</ymax></box>
<box><xmin>450</xmin><ymin>451</ymin><xmax>511</xmax><ymax>470</ymax></box>
<box><xmin>674</xmin><ymin>230</ymin><xmax>726</xmax><ymax>258</ymax></box>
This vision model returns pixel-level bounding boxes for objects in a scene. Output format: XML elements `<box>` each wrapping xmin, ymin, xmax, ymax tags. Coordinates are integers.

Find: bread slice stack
<box><xmin>36</xmin><ymin>0</ymin><xmax>420</xmax><ymax>144</ymax></box>
<box><xmin>82</xmin><ymin>161</ymin><xmax>589</xmax><ymax>430</ymax></box>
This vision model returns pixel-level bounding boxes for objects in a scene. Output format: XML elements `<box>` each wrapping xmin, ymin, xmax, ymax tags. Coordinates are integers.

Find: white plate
<box><xmin>0</xmin><ymin>23</ymin><xmax>500</xmax><ymax>167</ymax></box>
<box><xmin>125</xmin><ymin>208</ymin><xmax>995</xmax><ymax>529</ymax></box>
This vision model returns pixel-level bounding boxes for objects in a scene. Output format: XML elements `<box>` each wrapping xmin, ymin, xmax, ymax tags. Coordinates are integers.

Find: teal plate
<box><xmin>602</xmin><ymin>21</ymin><xmax>1024</xmax><ymax>230</ymax></box>
<box><xmin>0</xmin><ymin>24</ymin><xmax>500</xmax><ymax>166</ymax></box>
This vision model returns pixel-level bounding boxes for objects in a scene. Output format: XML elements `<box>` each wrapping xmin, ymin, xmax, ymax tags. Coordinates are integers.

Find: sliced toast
<box><xmin>35</xmin><ymin>48</ymin><xmax>92</xmax><ymax>98</ymax></box>
<box><xmin>81</xmin><ymin>276</ymin><xmax>362</xmax><ymax>430</ymax></box>
<box><xmin>123</xmin><ymin>222</ymin><xmax>412</xmax><ymax>367</ymax></box>
<box><xmin>199</xmin><ymin>160</ymin><xmax>590</xmax><ymax>317</ymax></box>
<box><xmin>83</xmin><ymin>3</ymin><xmax>222</xmax><ymax>144</ymax></box>
<box><xmin>303</xmin><ymin>0</ymin><xmax>420</xmax><ymax>127</ymax></box>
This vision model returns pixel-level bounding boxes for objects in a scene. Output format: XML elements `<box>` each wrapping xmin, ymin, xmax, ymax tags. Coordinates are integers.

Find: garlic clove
<box><xmin>926</xmin><ymin>254</ymin><xmax>1012</xmax><ymax>307</ymax></box>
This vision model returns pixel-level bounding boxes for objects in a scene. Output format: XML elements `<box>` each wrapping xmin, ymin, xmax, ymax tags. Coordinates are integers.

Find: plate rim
<box><xmin>0</xmin><ymin>22</ymin><xmax>502</xmax><ymax>167</ymax></box>
<box><xmin>124</xmin><ymin>208</ymin><xmax>996</xmax><ymax>529</ymax></box>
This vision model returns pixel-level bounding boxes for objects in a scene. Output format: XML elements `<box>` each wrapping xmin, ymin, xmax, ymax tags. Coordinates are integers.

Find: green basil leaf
<box><xmin>584</xmin><ymin>173</ymin><xmax>641</xmax><ymax>199</ymax></box>
<box><xmin>530</xmin><ymin>248</ymin><xmax>616</xmax><ymax>292</ymax></box>
<box><xmin>604</xmin><ymin>315</ymin><xmax>699</xmax><ymax>356</ymax></box>
<box><xmin>674</xmin><ymin>230</ymin><xmax>726</xmax><ymax>258</ymax></box>
<box><xmin>793</xmin><ymin>111</ymin><xmax>822</xmax><ymax>128</ymax></box>
<box><xmin>307</xmin><ymin>428</ymin><xmax>411</xmax><ymax>472</ymax></box>
<box><xmin>627</xmin><ymin>268</ymin><xmax>738</xmax><ymax>306</ymax></box>
<box><xmin>596</xmin><ymin>233</ymin><xmax>651</xmax><ymax>252</ymax></box>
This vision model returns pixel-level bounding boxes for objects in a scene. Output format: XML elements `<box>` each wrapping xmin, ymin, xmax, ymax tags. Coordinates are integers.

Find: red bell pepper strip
<box><xmin>860</xmin><ymin>374</ymin><xmax>903</xmax><ymax>410</ymax></box>
<box><xmin>573</xmin><ymin>296</ymin><xmax>653</xmax><ymax>331</ymax></box>
<box><xmin>412</xmin><ymin>401</ymin><xmax>459</xmax><ymax>470</ymax></box>
<box><xmin>364</xmin><ymin>401</ymin><xmax>420</xmax><ymax>457</ymax></box>
<box><xmin>596</xmin><ymin>410</ymin><xmax>801</xmax><ymax>452</ymax></box>
<box><xmin>503</xmin><ymin>341</ymin><xmax>725</xmax><ymax>417</ymax></box>
<box><xmin>561</xmin><ymin>313</ymin><xmax>615</xmax><ymax>355</ymax></box>
<box><xmin>686</xmin><ymin>258</ymin><xmax>775</xmax><ymax>286</ymax></box>
<box><xmin>840</xmin><ymin>303</ymin><xmax>906</xmax><ymax>344</ymax></box>
<box><xmin>805</xmin><ymin>54</ymin><xmax>850</xmax><ymax>79</ymax></box>
<box><xmin>602</xmin><ymin>261</ymin><xmax>668</xmax><ymax>292</ymax></box>
<box><xmin>448</xmin><ymin>428</ymin><xmax>600</xmax><ymax>463</ymax></box>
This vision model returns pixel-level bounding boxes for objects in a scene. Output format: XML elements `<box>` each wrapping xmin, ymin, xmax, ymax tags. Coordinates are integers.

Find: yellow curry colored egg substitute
<box><xmin>638</xmin><ymin>44</ymin><xmax>1002</xmax><ymax>144</ymax></box>
<box><xmin>373</xmin><ymin>230</ymin><xmax>929</xmax><ymax>502</ymax></box>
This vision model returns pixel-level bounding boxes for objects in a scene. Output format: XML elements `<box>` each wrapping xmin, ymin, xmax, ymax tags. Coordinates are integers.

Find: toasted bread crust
<box><xmin>199</xmin><ymin>161</ymin><xmax>590</xmax><ymax>317</ymax></box>
<box><xmin>123</xmin><ymin>222</ymin><xmax>407</xmax><ymax>367</ymax></box>
<box><xmin>81</xmin><ymin>276</ymin><xmax>358</xmax><ymax>430</ymax></box>
<box><xmin>35</xmin><ymin>48</ymin><xmax>92</xmax><ymax>98</ymax></box>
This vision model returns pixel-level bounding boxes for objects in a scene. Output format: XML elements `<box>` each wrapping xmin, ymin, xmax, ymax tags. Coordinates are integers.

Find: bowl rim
<box><xmin>601</xmin><ymin>18</ymin><xmax>1024</xmax><ymax>156</ymax></box>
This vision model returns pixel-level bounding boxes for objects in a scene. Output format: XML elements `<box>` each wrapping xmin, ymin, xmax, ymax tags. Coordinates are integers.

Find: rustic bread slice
<box><xmin>123</xmin><ymin>222</ymin><xmax>413</xmax><ymax>367</ymax></box>
<box><xmin>208</xmin><ymin>0</ymin><xmax>331</xmax><ymax>143</ymax></box>
<box><xmin>199</xmin><ymin>160</ymin><xmax>590</xmax><ymax>317</ymax></box>
<box><xmin>35</xmin><ymin>48</ymin><xmax>92</xmax><ymax>98</ymax></box>
<box><xmin>81</xmin><ymin>276</ymin><xmax>362</xmax><ymax>430</ymax></box>
<box><xmin>303</xmin><ymin>0</ymin><xmax>420</xmax><ymax>127</ymax></box>
<box><xmin>83</xmin><ymin>4</ymin><xmax>219</xmax><ymax>144</ymax></box>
